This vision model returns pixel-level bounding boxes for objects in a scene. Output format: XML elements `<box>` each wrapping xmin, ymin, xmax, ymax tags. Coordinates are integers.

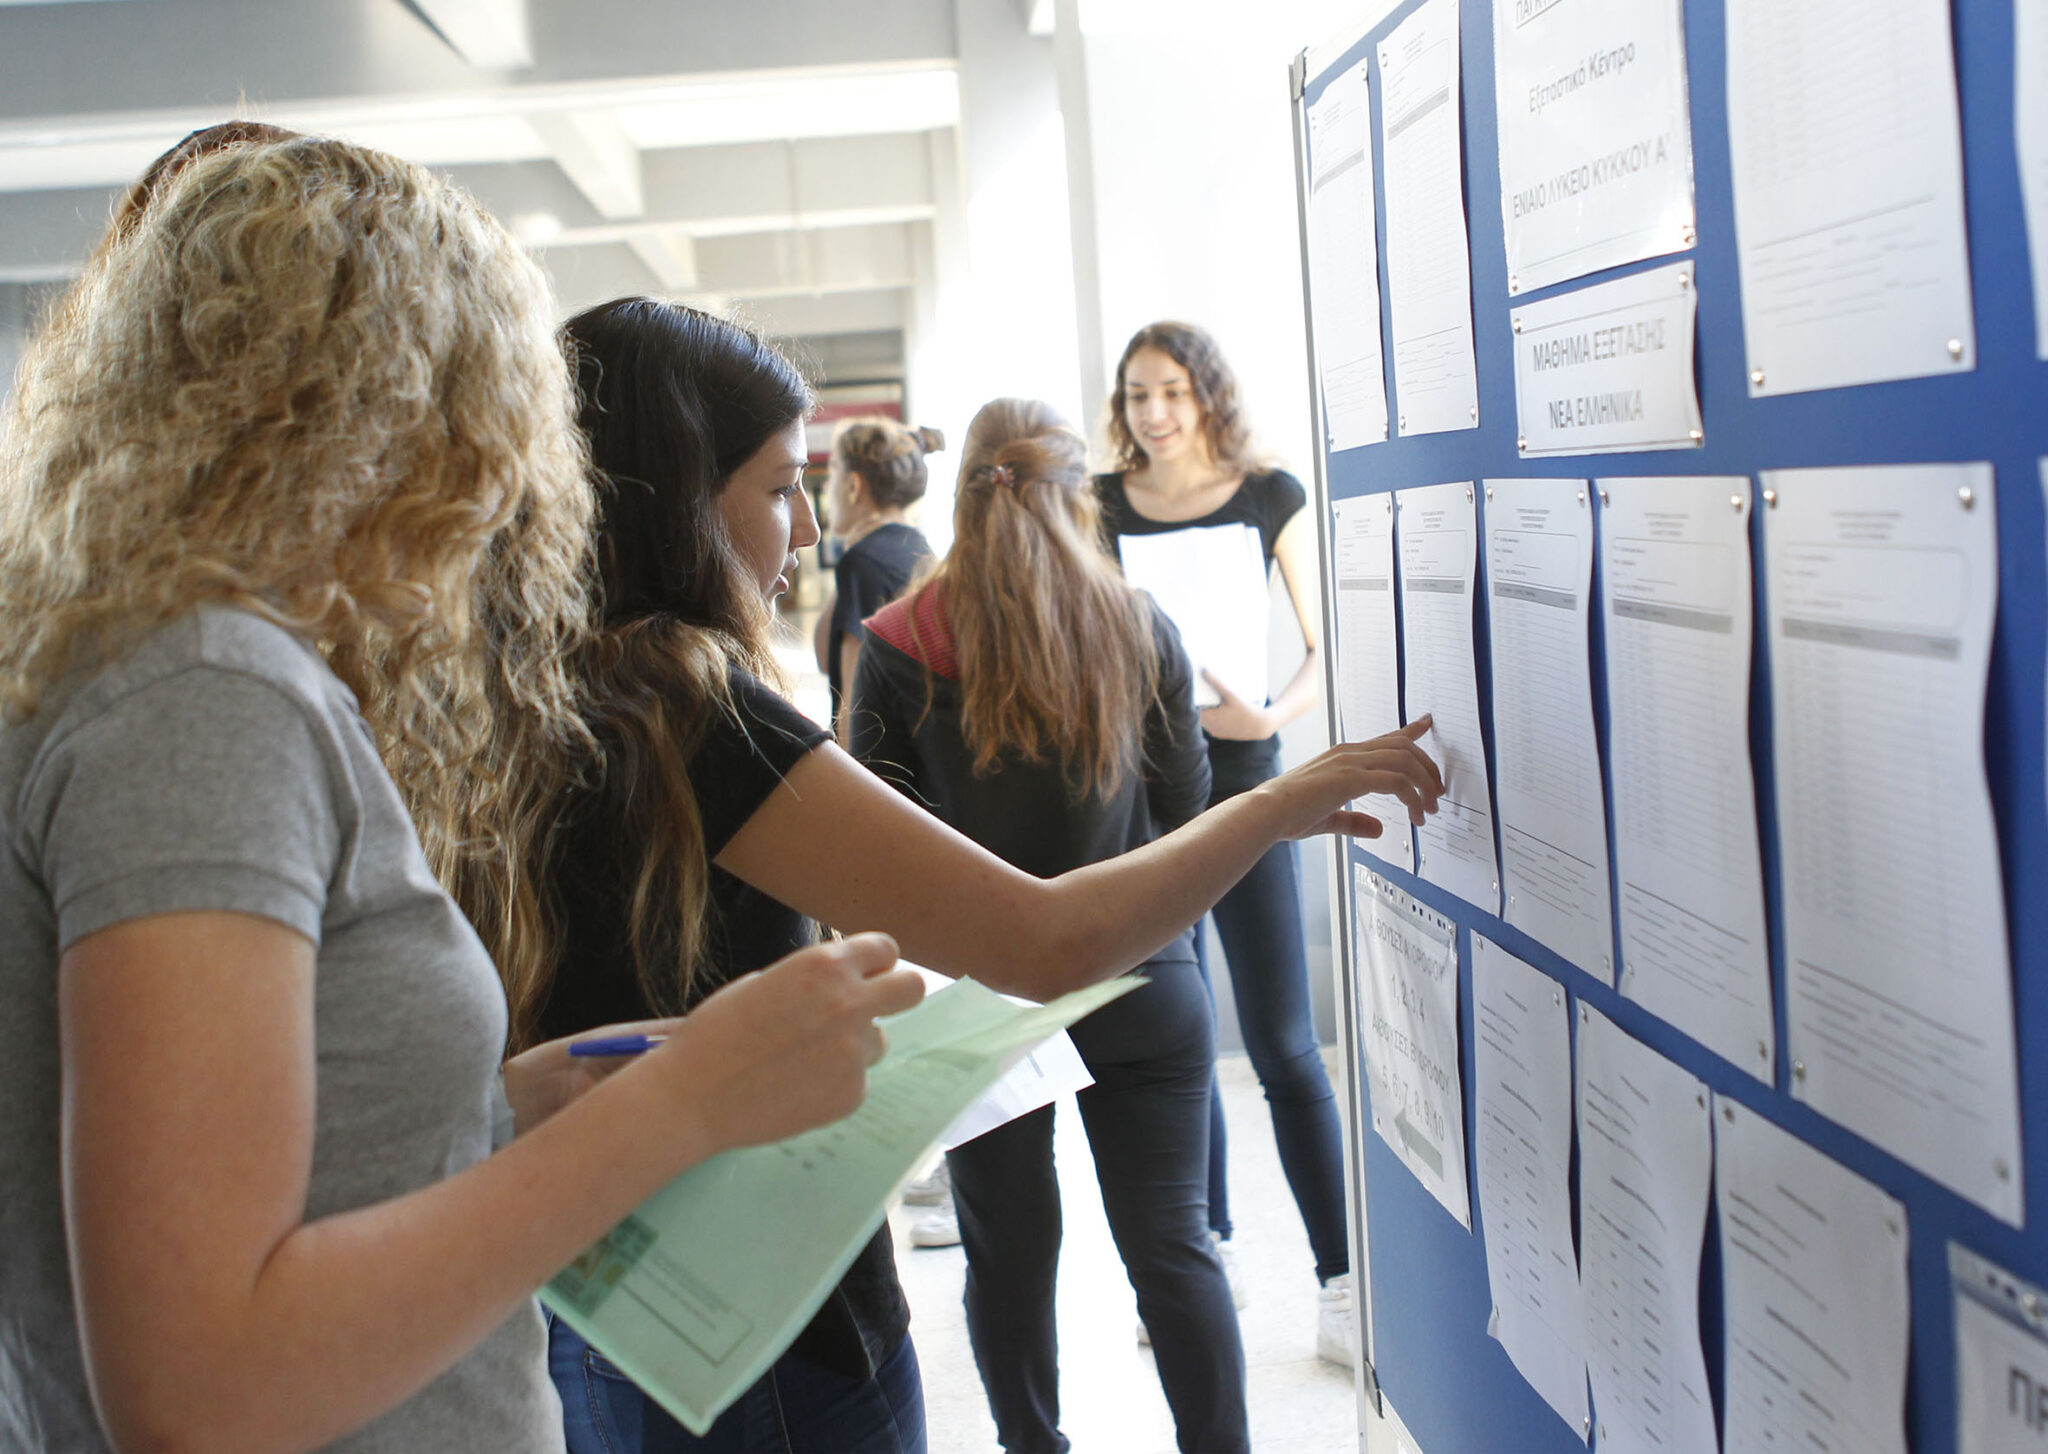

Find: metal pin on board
<box><xmin>1723</xmin><ymin>1103</ymin><xmax>1736</xmax><ymax>1123</ymax></box>
<box><xmin>1681</xmin><ymin>224</ymin><xmax>1697</xmax><ymax>245</ymax></box>
<box><xmin>1577</xmin><ymin>490</ymin><xmax>1587</xmax><ymax>505</ymax></box>
<box><xmin>1960</xmin><ymin>485</ymin><xmax>1976</xmax><ymax>510</ymax></box>
<box><xmin>1581</xmin><ymin>1417</ymin><xmax>1591</xmax><ymax>1438</ymax></box>
<box><xmin>1948</xmin><ymin>337</ymin><xmax>1965</xmax><ymax>361</ymax></box>
<box><xmin>1763</xmin><ymin>488</ymin><xmax>1778</xmax><ymax>508</ymax></box>
<box><xmin>1599</xmin><ymin>488</ymin><xmax>1610</xmax><ymax>505</ymax></box>
<box><xmin>1696</xmin><ymin>1092</ymin><xmax>1706</xmax><ymax>1108</ymax></box>
<box><xmin>1580</xmin><ymin>1005</ymin><xmax>1589</xmax><ymax>1024</ymax></box>
<box><xmin>1470</xmin><ymin>405</ymin><xmax>1478</xmax><ymax>422</ymax></box>
<box><xmin>1678</xmin><ymin>268</ymin><xmax>1691</xmax><ymax>290</ymax></box>
<box><xmin>1399</xmin><ymin>415</ymin><xmax>1408</xmax><ymax>432</ymax></box>
<box><xmin>1730</xmin><ymin>494</ymin><xmax>1743</xmax><ymax>511</ymax></box>
<box><xmin>1998</xmin><ymin>1158</ymin><xmax>2013</xmax><ymax>1182</ymax></box>
<box><xmin>1507</xmin><ymin>893</ymin><xmax>1517</xmax><ymax>908</ymax></box>
<box><xmin>1509</xmin><ymin>274</ymin><xmax>1520</xmax><ymax>293</ymax></box>
<box><xmin>1491</xmin><ymin>879</ymin><xmax>1499</xmax><ymax>895</ymax></box>
<box><xmin>1486</xmin><ymin>485</ymin><xmax>1495</xmax><ymax>501</ymax></box>
<box><xmin>1467</xmin><ymin>486</ymin><xmax>1475</xmax><ymax>502</ymax></box>
<box><xmin>1750</xmin><ymin>367</ymin><xmax>1766</xmax><ymax>388</ymax></box>
<box><xmin>1552</xmin><ymin>990</ymin><xmax>1561</xmax><ymax>1006</ymax></box>
<box><xmin>1513</xmin><ymin>315</ymin><xmax>1524</xmax><ymax>334</ymax></box>
<box><xmin>1518</xmin><ymin>436</ymin><xmax>1529</xmax><ymax>453</ymax></box>
<box><xmin>1887</xmin><ymin>1217</ymin><xmax>1901</xmax><ymax>1236</ymax></box>
<box><xmin>1757</xmin><ymin>1041</ymin><xmax>1769</xmax><ymax>1061</ymax></box>
<box><xmin>1689</xmin><ymin>429</ymin><xmax>1704</xmax><ymax>444</ymax></box>
<box><xmin>1793</xmin><ymin>1059</ymin><xmax>1807</xmax><ymax>1082</ymax></box>
<box><xmin>2026</xmin><ymin>1290</ymin><xmax>2043</xmax><ymax>1318</ymax></box>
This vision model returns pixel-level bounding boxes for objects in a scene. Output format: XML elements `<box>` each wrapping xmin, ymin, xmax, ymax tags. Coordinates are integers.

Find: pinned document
<box><xmin>1493</xmin><ymin>0</ymin><xmax>1696</xmax><ymax>294</ymax></box>
<box><xmin>1763</xmin><ymin>463</ymin><xmax>2020</xmax><ymax>1225</ymax></box>
<box><xmin>1716</xmin><ymin>1098</ymin><xmax>1909</xmax><ymax>1454</ymax></box>
<box><xmin>1484</xmin><ymin>477</ymin><xmax>1612</xmax><ymax>980</ymax></box>
<box><xmin>1356</xmin><ymin>865</ymin><xmax>1470</xmax><ymax>1229</ymax></box>
<box><xmin>1306</xmin><ymin>60</ymin><xmax>1389</xmax><ymax>451</ymax></box>
<box><xmin>1726</xmin><ymin>0</ymin><xmax>1976</xmax><ymax>395</ymax></box>
<box><xmin>1380</xmin><ymin>0</ymin><xmax>1480</xmax><ymax>435</ymax></box>
<box><xmin>1331</xmin><ymin>492</ymin><xmax>1412</xmax><ymax>871</ymax></box>
<box><xmin>1510</xmin><ymin>263</ymin><xmax>1702</xmax><ymax>459</ymax></box>
<box><xmin>1600</xmin><ymin>477</ymin><xmax>1772</xmax><ymax>1078</ymax></box>
<box><xmin>542</xmin><ymin>975</ymin><xmax>1140</xmax><ymax>1435</ymax></box>
<box><xmin>1472</xmin><ymin>934</ymin><xmax>1587</xmax><ymax>1438</ymax></box>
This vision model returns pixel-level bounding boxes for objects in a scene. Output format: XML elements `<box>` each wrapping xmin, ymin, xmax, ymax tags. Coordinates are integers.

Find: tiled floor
<box><xmin>890</xmin><ymin>1052</ymin><xmax>1359</xmax><ymax>1454</ymax></box>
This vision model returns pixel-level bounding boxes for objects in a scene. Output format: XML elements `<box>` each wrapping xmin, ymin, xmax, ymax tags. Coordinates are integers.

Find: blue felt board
<box><xmin>1297</xmin><ymin>2</ymin><xmax>2048</xmax><ymax>1452</ymax></box>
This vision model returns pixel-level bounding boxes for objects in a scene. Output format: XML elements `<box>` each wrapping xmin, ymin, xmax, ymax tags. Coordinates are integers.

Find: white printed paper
<box><xmin>1953</xmin><ymin>1243</ymin><xmax>2048</xmax><ymax>1454</ymax></box>
<box><xmin>1381</xmin><ymin>0</ymin><xmax>1480</xmax><ymax>436</ymax></box>
<box><xmin>1511</xmin><ymin>262</ymin><xmax>1703</xmax><ymax>458</ymax></box>
<box><xmin>1397</xmin><ymin>482</ymin><xmax>1500</xmax><ymax>913</ymax></box>
<box><xmin>938</xmin><ymin>1032</ymin><xmax>1092</xmax><ymax>1150</ymax></box>
<box><xmin>1307</xmin><ymin>60</ymin><xmax>1390</xmax><ymax>451</ymax></box>
<box><xmin>1576</xmin><ymin>1006</ymin><xmax>1715</xmax><ymax>1454</ymax></box>
<box><xmin>1600</xmin><ymin>477</ymin><xmax>1773</xmax><ymax>1078</ymax></box>
<box><xmin>1484</xmin><ymin>478</ymin><xmax>1612</xmax><ymax>979</ymax></box>
<box><xmin>1472</xmin><ymin>933</ymin><xmax>1587</xmax><ymax>1437</ymax></box>
<box><xmin>1331</xmin><ymin>493</ymin><xmax>1414</xmax><ymax>872</ymax></box>
<box><xmin>1717</xmin><ymin>1098</ymin><xmax>1909</xmax><ymax>1454</ymax></box>
<box><xmin>1763</xmin><ymin>463</ymin><xmax>2020</xmax><ymax>1224</ymax></box>
<box><xmin>1493</xmin><ymin>0</ymin><xmax>1696</xmax><ymax>294</ymax></box>
<box><xmin>1726</xmin><ymin>0</ymin><xmax>1976</xmax><ymax>396</ymax></box>
<box><xmin>1356</xmin><ymin>865</ymin><xmax>1471</xmax><ymax>1228</ymax></box>
<box><xmin>2020</xmin><ymin>1</ymin><xmax>2048</xmax><ymax>359</ymax></box>
<box><xmin>1118</xmin><ymin>525</ymin><xmax>1270</xmax><ymax>709</ymax></box>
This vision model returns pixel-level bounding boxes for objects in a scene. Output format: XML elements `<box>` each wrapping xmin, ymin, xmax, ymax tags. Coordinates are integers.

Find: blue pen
<box><xmin>566</xmin><ymin>1033</ymin><xmax>669</xmax><ymax>1058</ymax></box>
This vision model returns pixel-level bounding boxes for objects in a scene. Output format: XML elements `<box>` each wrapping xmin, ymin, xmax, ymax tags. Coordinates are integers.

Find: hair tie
<box><xmin>985</xmin><ymin>463</ymin><xmax>1016</xmax><ymax>488</ymax></box>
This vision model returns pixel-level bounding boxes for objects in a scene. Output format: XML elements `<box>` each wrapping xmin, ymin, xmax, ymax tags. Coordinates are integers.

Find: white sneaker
<box><xmin>902</xmin><ymin>1162</ymin><xmax>951</xmax><ymax>1207</ymax></box>
<box><xmin>908</xmin><ymin>1200</ymin><xmax>960</xmax><ymax>1248</ymax></box>
<box><xmin>1139</xmin><ymin>1232</ymin><xmax>1247</xmax><ymax>1345</ymax></box>
<box><xmin>1316</xmin><ymin>1273</ymin><xmax>1357</xmax><ymax>1368</ymax></box>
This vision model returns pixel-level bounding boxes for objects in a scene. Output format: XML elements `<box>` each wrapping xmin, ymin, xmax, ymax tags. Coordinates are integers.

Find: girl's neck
<box><xmin>843</xmin><ymin>505</ymin><xmax>910</xmax><ymax>546</ymax></box>
<box><xmin>1132</xmin><ymin>449</ymin><xmax>1235</xmax><ymax>501</ymax></box>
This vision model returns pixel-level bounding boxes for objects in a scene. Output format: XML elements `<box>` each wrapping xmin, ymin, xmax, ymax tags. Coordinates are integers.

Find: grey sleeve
<box><xmin>23</xmin><ymin>668</ymin><xmax>347</xmax><ymax>950</ymax></box>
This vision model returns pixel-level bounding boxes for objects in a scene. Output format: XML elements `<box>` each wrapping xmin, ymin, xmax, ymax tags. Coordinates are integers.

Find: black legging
<box><xmin>1197</xmin><ymin>734</ymin><xmax>1350</xmax><ymax>1284</ymax></box>
<box><xmin>945</xmin><ymin>960</ymin><xmax>1248</xmax><ymax>1454</ymax></box>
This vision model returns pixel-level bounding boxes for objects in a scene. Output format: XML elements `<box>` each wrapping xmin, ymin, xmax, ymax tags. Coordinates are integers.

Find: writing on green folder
<box><xmin>540</xmin><ymin>973</ymin><xmax>1143</xmax><ymax>1433</ymax></box>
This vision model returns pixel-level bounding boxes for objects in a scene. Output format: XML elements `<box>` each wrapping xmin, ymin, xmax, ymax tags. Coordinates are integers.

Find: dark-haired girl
<box><xmin>535</xmin><ymin>297</ymin><xmax>1443</xmax><ymax>1454</ymax></box>
<box><xmin>1095</xmin><ymin>320</ymin><xmax>1355</xmax><ymax>1363</ymax></box>
<box><xmin>815</xmin><ymin>418</ymin><xmax>939</xmax><ymax>745</ymax></box>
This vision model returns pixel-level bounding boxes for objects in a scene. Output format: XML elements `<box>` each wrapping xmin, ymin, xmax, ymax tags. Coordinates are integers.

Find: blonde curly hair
<box><xmin>0</xmin><ymin>134</ymin><xmax>594</xmax><ymax>997</ymax></box>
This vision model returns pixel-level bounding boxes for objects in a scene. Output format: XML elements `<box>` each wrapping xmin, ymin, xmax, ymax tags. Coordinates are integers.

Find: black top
<box><xmin>536</xmin><ymin>667</ymin><xmax>909</xmax><ymax>1378</ymax></box>
<box><xmin>1092</xmin><ymin>467</ymin><xmax>1307</xmax><ymax>570</ymax></box>
<box><xmin>827</xmin><ymin>523</ymin><xmax>932</xmax><ymax>712</ymax></box>
<box><xmin>849</xmin><ymin>591</ymin><xmax>1211</xmax><ymax>966</ymax></box>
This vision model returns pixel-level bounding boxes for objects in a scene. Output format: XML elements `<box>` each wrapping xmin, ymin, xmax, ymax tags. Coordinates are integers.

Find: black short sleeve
<box><xmin>1092</xmin><ymin>468</ymin><xmax>1307</xmax><ymax>567</ymax></box>
<box><xmin>690</xmin><ymin>668</ymin><xmax>831</xmax><ymax>857</ymax></box>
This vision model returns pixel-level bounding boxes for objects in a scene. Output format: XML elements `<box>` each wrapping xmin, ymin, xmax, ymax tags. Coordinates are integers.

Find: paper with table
<box><xmin>1575</xmin><ymin>1005</ymin><xmax>1714</xmax><ymax>1454</ymax></box>
<box><xmin>1306</xmin><ymin>59</ymin><xmax>1388</xmax><ymax>452</ymax></box>
<box><xmin>1117</xmin><ymin>525</ymin><xmax>1270</xmax><ymax>709</ymax></box>
<box><xmin>1331</xmin><ymin>492</ymin><xmax>1413</xmax><ymax>873</ymax></box>
<box><xmin>1716</xmin><ymin>1096</ymin><xmax>1910</xmax><ymax>1454</ymax></box>
<box><xmin>1380</xmin><ymin>0</ymin><xmax>1479</xmax><ymax>436</ymax></box>
<box><xmin>1397</xmin><ymin>481</ymin><xmax>1499</xmax><ymax>914</ymax></box>
<box><xmin>1355</xmin><ymin>864</ymin><xmax>1471</xmax><ymax>1229</ymax></box>
<box><xmin>1725</xmin><ymin>0</ymin><xmax>1976</xmax><ymax>396</ymax></box>
<box><xmin>1600</xmin><ymin>476</ymin><xmax>1773</xmax><ymax>1079</ymax></box>
<box><xmin>1484</xmin><ymin>477</ymin><xmax>1612</xmax><ymax>980</ymax></box>
<box><xmin>1471</xmin><ymin>933</ymin><xmax>1587</xmax><ymax>1439</ymax></box>
<box><xmin>1491</xmin><ymin>0</ymin><xmax>1695</xmax><ymax>295</ymax></box>
<box><xmin>541</xmin><ymin>974</ymin><xmax>1139</xmax><ymax>1434</ymax></box>
<box><xmin>1762</xmin><ymin>463</ymin><xmax>2020</xmax><ymax>1224</ymax></box>
<box><xmin>1952</xmin><ymin>1243</ymin><xmax>2048</xmax><ymax>1454</ymax></box>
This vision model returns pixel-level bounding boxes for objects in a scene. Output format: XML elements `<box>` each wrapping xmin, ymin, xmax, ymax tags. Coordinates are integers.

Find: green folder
<box><xmin>539</xmin><ymin>973</ymin><xmax>1141</xmax><ymax>1433</ymax></box>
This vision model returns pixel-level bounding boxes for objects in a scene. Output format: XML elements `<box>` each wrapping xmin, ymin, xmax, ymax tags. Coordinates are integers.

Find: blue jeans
<box><xmin>946</xmin><ymin>962</ymin><xmax>1248</xmax><ymax>1454</ymax></box>
<box><xmin>1200</xmin><ymin>733</ymin><xmax>1350</xmax><ymax>1285</ymax></box>
<box><xmin>548</xmin><ymin>1314</ymin><xmax>925</xmax><ymax>1454</ymax></box>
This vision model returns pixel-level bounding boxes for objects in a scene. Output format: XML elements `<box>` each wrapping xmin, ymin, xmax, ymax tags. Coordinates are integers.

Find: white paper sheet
<box><xmin>1600</xmin><ymin>476</ymin><xmax>1773</xmax><ymax>1078</ymax></box>
<box><xmin>1117</xmin><ymin>525</ymin><xmax>1270</xmax><ymax>709</ymax></box>
<box><xmin>1331</xmin><ymin>492</ymin><xmax>1414</xmax><ymax>872</ymax></box>
<box><xmin>1380</xmin><ymin>0</ymin><xmax>1480</xmax><ymax>436</ymax></box>
<box><xmin>1575</xmin><ymin>1005</ymin><xmax>1715</xmax><ymax>1454</ymax></box>
<box><xmin>1484</xmin><ymin>478</ymin><xmax>1612</xmax><ymax>980</ymax></box>
<box><xmin>1492</xmin><ymin>0</ymin><xmax>1696</xmax><ymax>295</ymax></box>
<box><xmin>1762</xmin><ymin>463</ymin><xmax>2021</xmax><ymax>1224</ymax></box>
<box><xmin>1716</xmin><ymin>1097</ymin><xmax>1910</xmax><ymax>1454</ymax></box>
<box><xmin>1356</xmin><ymin>864</ymin><xmax>1471</xmax><ymax>1228</ymax></box>
<box><xmin>2021</xmin><ymin>1</ymin><xmax>2048</xmax><ymax>359</ymax></box>
<box><xmin>1726</xmin><ymin>0</ymin><xmax>1976</xmax><ymax>396</ymax></box>
<box><xmin>1510</xmin><ymin>262</ymin><xmax>1703</xmax><ymax>459</ymax></box>
<box><xmin>1307</xmin><ymin>59</ymin><xmax>1390</xmax><ymax>451</ymax></box>
<box><xmin>1397</xmin><ymin>482</ymin><xmax>1500</xmax><ymax>913</ymax></box>
<box><xmin>1952</xmin><ymin>1243</ymin><xmax>2048</xmax><ymax>1454</ymax></box>
<box><xmin>1471</xmin><ymin>933</ymin><xmax>1588</xmax><ymax>1438</ymax></box>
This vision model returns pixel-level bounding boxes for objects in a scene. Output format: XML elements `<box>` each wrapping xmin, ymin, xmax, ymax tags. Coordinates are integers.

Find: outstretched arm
<box><xmin>715</xmin><ymin>717</ymin><xmax>1439</xmax><ymax>1002</ymax></box>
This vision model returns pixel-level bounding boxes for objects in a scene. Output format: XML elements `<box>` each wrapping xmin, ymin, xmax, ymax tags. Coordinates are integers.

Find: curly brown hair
<box><xmin>0</xmin><ymin>134</ymin><xmax>594</xmax><ymax>1006</ymax></box>
<box><xmin>830</xmin><ymin>417</ymin><xmax>944</xmax><ymax>509</ymax></box>
<box><xmin>1104</xmin><ymin>320</ymin><xmax>1254</xmax><ymax>475</ymax></box>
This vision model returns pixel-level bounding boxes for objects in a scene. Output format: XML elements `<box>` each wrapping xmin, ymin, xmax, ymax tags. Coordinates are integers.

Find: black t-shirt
<box><xmin>1092</xmin><ymin>467</ymin><xmax>1307</xmax><ymax>571</ymax></box>
<box><xmin>536</xmin><ymin>667</ymin><xmax>908</xmax><ymax>1378</ymax></box>
<box><xmin>827</xmin><ymin>523</ymin><xmax>931</xmax><ymax>711</ymax></box>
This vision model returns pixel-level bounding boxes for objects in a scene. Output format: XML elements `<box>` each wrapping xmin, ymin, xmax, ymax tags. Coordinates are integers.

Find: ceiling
<box><xmin>0</xmin><ymin>0</ymin><xmax>1032</xmax><ymax>358</ymax></box>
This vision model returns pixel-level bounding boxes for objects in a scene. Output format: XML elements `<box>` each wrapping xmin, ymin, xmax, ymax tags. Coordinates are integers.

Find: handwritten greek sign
<box><xmin>1511</xmin><ymin>261</ymin><xmax>1701</xmax><ymax>458</ymax></box>
<box><xmin>1494</xmin><ymin>0</ymin><xmax>1696</xmax><ymax>295</ymax></box>
<box><xmin>1355</xmin><ymin>864</ymin><xmax>1471</xmax><ymax>1229</ymax></box>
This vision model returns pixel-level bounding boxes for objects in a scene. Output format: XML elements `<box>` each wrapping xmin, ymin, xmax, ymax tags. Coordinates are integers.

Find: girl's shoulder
<box><xmin>863</xmin><ymin>586</ymin><xmax>958</xmax><ymax>681</ymax></box>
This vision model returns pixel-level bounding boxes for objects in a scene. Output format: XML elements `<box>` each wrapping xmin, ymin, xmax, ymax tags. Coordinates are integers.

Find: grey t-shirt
<box><xmin>0</xmin><ymin>608</ymin><xmax>561</xmax><ymax>1454</ymax></box>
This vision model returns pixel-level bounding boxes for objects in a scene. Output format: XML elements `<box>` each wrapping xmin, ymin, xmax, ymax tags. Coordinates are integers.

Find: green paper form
<box><xmin>540</xmin><ymin>973</ymin><xmax>1141</xmax><ymax>1433</ymax></box>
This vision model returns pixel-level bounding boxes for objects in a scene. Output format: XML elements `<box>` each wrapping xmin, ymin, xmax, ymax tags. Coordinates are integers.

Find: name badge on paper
<box><xmin>1511</xmin><ymin>262</ymin><xmax>1702</xmax><ymax>458</ymax></box>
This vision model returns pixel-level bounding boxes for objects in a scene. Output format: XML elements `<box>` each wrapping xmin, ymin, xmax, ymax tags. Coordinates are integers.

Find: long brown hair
<box><xmin>912</xmin><ymin>398</ymin><xmax>1159</xmax><ymax>799</ymax></box>
<box><xmin>1105</xmin><ymin>319</ymin><xmax>1254</xmax><ymax>474</ymax></box>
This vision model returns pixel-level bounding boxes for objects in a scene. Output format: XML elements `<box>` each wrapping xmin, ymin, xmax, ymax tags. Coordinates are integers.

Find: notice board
<box><xmin>1290</xmin><ymin>2</ymin><xmax>2048</xmax><ymax>1451</ymax></box>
